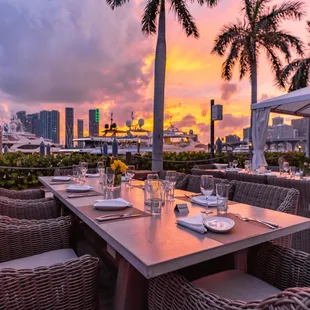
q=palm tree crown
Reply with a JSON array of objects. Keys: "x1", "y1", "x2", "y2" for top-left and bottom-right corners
[
  {"x1": 278, "y1": 21, "x2": 310, "y2": 91},
  {"x1": 212, "y1": 0, "x2": 305, "y2": 105},
  {"x1": 106, "y1": 0, "x2": 219, "y2": 38}
]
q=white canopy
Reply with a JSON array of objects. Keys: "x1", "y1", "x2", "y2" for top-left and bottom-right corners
[{"x1": 251, "y1": 87, "x2": 310, "y2": 169}]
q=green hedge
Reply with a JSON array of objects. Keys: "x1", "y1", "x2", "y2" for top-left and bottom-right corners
[{"x1": 0, "y1": 151, "x2": 308, "y2": 189}]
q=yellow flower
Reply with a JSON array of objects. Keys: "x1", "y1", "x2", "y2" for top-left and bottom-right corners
[{"x1": 111, "y1": 163, "x2": 116, "y2": 171}]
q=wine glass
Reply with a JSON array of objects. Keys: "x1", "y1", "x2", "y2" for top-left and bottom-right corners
[
  {"x1": 79, "y1": 162, "x2": 88, "y2": 183},
  {"x1": 106, "y1": 167, "x2": 115, "y2": 191},
  {"x1": 72, "y1": 164, "x2": 79, "y2": 181},
  {"x1": 244, "y1": 160, "x2": 251, "y2": 173},
  {"x1": 126, "y1": 165, "x2": 135, "y2": 186},
  {"x1": 97, "y1": 161, "x2": 104, "y2": 172},
  {"x1": 283, "y1": 162, "x2": 290, "y2": 176},
  {"x1": 147, "y1": 173, "x2": 159, "y2": 180},
  {"x1": 165, "y1": 171, "x2": 177, "y2": 202},
  {"x1": 232, "y1": 160, "x2": 238, "y2": 169},
  {"x1": 200, "y1": 175, "x2": 214, "y2": 199}
]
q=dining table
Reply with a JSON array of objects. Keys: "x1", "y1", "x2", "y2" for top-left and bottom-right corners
[{"x1": 39, "y1": 176, "x2": 310, "y2": 310}]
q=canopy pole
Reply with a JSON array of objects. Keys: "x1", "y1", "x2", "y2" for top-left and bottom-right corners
[{"x1": 307, "y1": 118, "x2": 310, "y2": 158}]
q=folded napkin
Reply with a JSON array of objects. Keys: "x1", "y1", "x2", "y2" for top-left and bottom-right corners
[
  {"x1": 86, "y1": 173, "x2": 100, "y2": 178},
  {"x1": 94, "y1": 198, "x2": 132, "y2": 211},
  {"x1": 177, "y1": 214, "x2": 207, "y2": 234},
  {"x1": 191, "y1": 195, "x2": 217, "y2": 207}
]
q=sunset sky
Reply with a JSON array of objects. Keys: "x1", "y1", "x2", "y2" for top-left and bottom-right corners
[{"x1": 0, "y1": 0, "x2": 310, "y2": 144}]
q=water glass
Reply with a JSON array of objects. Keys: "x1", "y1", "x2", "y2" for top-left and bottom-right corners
[
  {"x1": 200, "y1": 175, "x2": 214, "y2": 198},
  {"x1": 244, "y1": 160, "x2": 251, "y2": 173},
  {"x1": 283, "y1": 162, "x2": 290, "y2": 176},
  {"x1": 72, "y1": 164, "x2": 79, "y2": 181},
  {"x1": 147, "y1": 173, "x2": 159, "y2": 180},
  {"x1": 216, "y1": 183, "x2": 229, "y2": 215},
  {"x1": 125, "y1": 165, "x2": 135, "y2": 185},
  {"x1": 144, "y1": 179, "x2": 162, "y2": 215},
  {"x1": 232, "y1": 160, "x2": 238, "y2": 169},
  {"x1": 106, "y1": 167, "x2": 115, "y2": 191},
  {"x1": 99, "y1": 168, "x2": 106, "y2": 184},
  {"x1": 165, "y1": 171, "x2": 177, "y2": 202},
  {"x1": 79, "y1": 162, "x2": 88, "y2": 182},
  {"x1": 289, "y1": 166, "x2": 296, "y2": 179},
  {"x1": 97, "y1": 161, "x2": 104, "y2": 173},
  {"x1": 163, "y1": 180, "x2": 174, "y2": 202}
]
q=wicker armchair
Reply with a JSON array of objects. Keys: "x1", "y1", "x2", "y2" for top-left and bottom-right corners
[
  {"x1": 0, "y1": 187, "x2": 44, "y2": 200},
  {"x1": 193, "y1": 165, "x2": 216, "y2": 170},
  {"x1": 158, "y1": 171, "x2": 189, "y2": 190},
  {"x1": 191, "y1": 168, "x2": 225, "y2": 179},
  {"x1": 149, "y1": 242, "x2": 310, "y2": 310},
  {"x1": 186, "y1": 175, "x2": 229, "y2": 193},
  {"x1": 225, "y1": 171, "x2": 267, "y2": 184},
  {"x1": 0, "y1": 216, "x2": 99, "y2": 310},
  {"x1": 0, "y1": 196, "x2": 60, "y2": 220}
]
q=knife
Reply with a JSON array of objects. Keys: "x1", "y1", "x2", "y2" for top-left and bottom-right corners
[
  {"x1": 68, "y1": 193, "x2": 102, "y2": 198},
  {"x1": 96, "y1": 214, "x2": 142, "y2": 222}
]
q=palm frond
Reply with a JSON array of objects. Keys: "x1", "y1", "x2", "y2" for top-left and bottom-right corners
[
  {"x1": 221, "y1": 40, "x2": 243, "y2": 81},
  {"x1": 142, "y1": 0, "x2": 160, "y2": 35},
  {"x1": 264, "y1": 46, "x2": 282, "y2": 79},
  {"x1": 258, "y1": 1, "x2": 305, "y2": 31},
  {"x1": 307, "y1": 20, "x2": 310, "y2": 33},
  {"x1": 106, "y1": 0, "x2": 128, "y2": 10},
  {"x1": 170, "y1": 0, "x2": 199, "y2": 38},
  {"x1": 194, "y1": 0, "x2": 219, "y2": 7},
  {"x1": 211, "y1": 21, "x2": 246, "y2": 56},
  {"x1": 239, "y1": 47, "x2": 250, "y2": 79}
]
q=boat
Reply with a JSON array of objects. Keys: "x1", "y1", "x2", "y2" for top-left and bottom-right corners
[
  {"x1": 62, "y1": 113, "x2": 207, "y2": 154},
  {"x1": 0, "y1": 114, "x2": 60, "y2": 154}
]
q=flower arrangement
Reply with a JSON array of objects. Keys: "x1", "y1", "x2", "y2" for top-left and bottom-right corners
[{"x1": 110, "y1": 159, "x2": 128, "y2": 174}]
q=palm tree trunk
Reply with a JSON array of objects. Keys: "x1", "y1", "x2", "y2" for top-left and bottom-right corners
[
  {"x1": 250, "y1": 60, "x2": 258, "y2": 145},
  {"x1": 152, "y1": 0, "x2": 166, "y2": 171}
]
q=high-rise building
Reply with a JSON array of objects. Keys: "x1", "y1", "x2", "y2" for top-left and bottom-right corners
[
  {"x1": 272, "y1": 116, "x2": 284, "y2": 126},
  {"x1": 291, "y1": 118, "x2": 308, "y2": 137},
  {"x1": 267, "y1": 124, "x2": 295, "y2": 140},
  {"x1": 39, "y1": 110, "x2": 52, "y2": 140},
  {"x1": 16, "y1": 111, "x2": 26, "y2": 130},
  {"x1": 51, "y1": 110, "x2": 60, "y2": 144},
  {"x1": 225, "y1": 134, "x2": 241, "y2": 144},
  {"x1": 25, "y1": 113, "x2": 39, "y2": 135},
  {"x1": 77, "y1": 119, "x2": 84, "y2": 148},
  {"x1": 65, "y1": 107, "x2": 74, "y2": 147},
  {"x1": 89, "y1": 109, "x2": 99, "y2": 136},
  {"x1": 243, "y1": 127, "x2": 251, "y2": 141}
]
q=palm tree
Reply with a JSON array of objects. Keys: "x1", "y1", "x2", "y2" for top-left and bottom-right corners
[
  {"x1": 106, "y1": 0, "x2": 219, "y2": 170},
  {"x1": 278, "y1": 21, "x2": 310, "y2": 91},
  {"x1": 212, "y1": 0, "x2": 304, "y2": 140}
]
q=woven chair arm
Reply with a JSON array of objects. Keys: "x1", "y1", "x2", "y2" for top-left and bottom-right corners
[
  {"x1": 248, "y1": 242, "x2": 310, "y2": 290},
  {"x1": 0, "y1": 254, "x2": 99, "y2": 310},
  {"x1": 0, "y1": 216, "x2": 71, "y2": 262},
  {"x1": 0, "y1": 198, "x2": 61, "y2": 220},
  {"x1": 149, "y1": 272, "x2": 310, "y2": 310},
  {"x1": 0, "y1": 188, "x2": 44, "y2": 200},
  {"x1": 277, "y1": 188, "x2": 300, "y2": 214}
]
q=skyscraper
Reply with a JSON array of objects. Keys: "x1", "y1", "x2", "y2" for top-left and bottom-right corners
[
  {"x1": 291, "y1": 118, "x2": 308, "y2": 137},
  {"x1": 89, "y1": 109, "x2": 99, "y2": 136},
  {"x1": 51, "y1": 110, "x2": 60, "y2": 144},
  {"x1": 39, "y1": 110, "x2": 52, "y2": 139},
  {"x1": 16, "y1": 111, "x2": 26, "y2": 130},
  {"x1": 65, "y1": 107, "x2": 74, "y2": 147},
  {"x1": 25, "y1": 113, "x2": 39, "y2": 135},
  {"x1": 77, "y1": 119, "x2": 84, "y2": 148}
]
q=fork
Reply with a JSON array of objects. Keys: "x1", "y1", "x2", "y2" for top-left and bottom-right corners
[
  {"x1": 95, "y1": 210, "x2": 133, "y2": 221},
  {"x1": 234, "y1": 213, "x2": 278, "y2": 229}
]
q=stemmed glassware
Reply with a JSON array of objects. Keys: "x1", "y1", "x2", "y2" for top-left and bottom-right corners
[
  {"x1": 200, "y1": 175, "x2": 214, "y2": 199},
  {"x1": 125, "y1": 165, "x2": 135, "y2": 186},
  {"x1": 283, "y1": 162, "x2": 290, "y2": 177},
  {"x1": 97, "y1": 161, "x2": 104, "y2": 172},
  {"x1": 232, "y1": 160, "x2": 238, "y2": 169},
  {"x1": 165, "y1": 171, "x2": 177, "y2": 202},
  {"x1": 244, "y1": 160, "x2": 251, "y2": 173},
  {"x1": 145, "y1": 177, "x2": 161, "y2": 214},
  {"x1": 79, "y1": 162, "x2": 88, "y2": 183}
]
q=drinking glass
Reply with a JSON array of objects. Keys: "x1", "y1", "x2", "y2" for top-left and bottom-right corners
[
  {"x1": 283, "y1": 162, "x2": 290, "y2": 176},
  {"x1": 200, "y1": 175, "x2": 214, "y2": 199},
  {"x1": 79, "y1": 162, "x2": 88, "y2": 183},
  {"x1": 144, "y1": 179, "x2": 161, "y2": 215},
  {"x1": 106, "y1": 167, "x2": 115, "y2": 191},
  {"x1": 232, "y1": 160, "x2": 238, "y2": 169},
  {"x1": 125, "y1": 165, "x2": 135, "y2": 186},
  {"x1": 258, "y1": 164, "x2": 266, "y2": 174},
  {"x1": 72, "y1": 164, "x2": 79, "y2": 181},
  {"x1": 289, "y1": 166, "x2": 296, "y2": 179},
  {"x1": 165, "y1": 171, "x2": 177, "y2": 202},
  {"x1": 216, "y1": 183, "x2": 230, "y2": 215},
  {"x1": 99, "y1": 168, "x2": 106, "y2": 184},
  {"x1": 244, "y1": 160, "x2": 251, "y2": 173},
  {"x1": 97, "y1": 161, "x2": 104, "y2": 173}
]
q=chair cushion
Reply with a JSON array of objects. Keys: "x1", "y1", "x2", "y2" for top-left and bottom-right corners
[
  {"x1": 0, "y1": 248, "x2": 77, "y2": 270},
  {"x1": 192, "y1": 269, "x2": 281, "y2": 302}
]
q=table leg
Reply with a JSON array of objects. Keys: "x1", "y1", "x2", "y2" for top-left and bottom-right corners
[{"x1": 114, "y1": 258, "x2": 148, "y2": 310}]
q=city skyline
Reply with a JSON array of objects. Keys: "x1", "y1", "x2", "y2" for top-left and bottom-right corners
[{"x1": 1, "y1": 0, "x2": 310, "y2": 144}]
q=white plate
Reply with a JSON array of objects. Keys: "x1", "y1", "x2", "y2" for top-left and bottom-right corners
[
  {"x1": 94, "y1": 198, "x2": 132, "y2": 211},
  {"x1": 52, "y1": 176, "x2": 71, "y2": 182},
  {"x1": 203, "y1": 216, "x2": 235, "y2": 233},
  {"x1": 66, "y1": 185, "x2": 93, "y2": 193},
  {"x1": 86, "y1": 173, "x2": 100, "y2": 178},
  {"x1": 214, "y1": 164, "x2": 228, "y2": 170}
]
